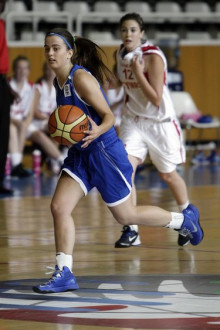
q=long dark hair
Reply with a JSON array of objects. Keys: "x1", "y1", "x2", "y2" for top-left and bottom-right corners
[{"x1": 45, "y1": 28, "x2": 112, "y2": 86}]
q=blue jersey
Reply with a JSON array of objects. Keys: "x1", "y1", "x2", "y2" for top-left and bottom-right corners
[
  {"x1": 54, "y1": 64, "x2": 117, "y2": 150},
  {"x1": 56, "y1": 64, "x2": 132, "y2": 205}
]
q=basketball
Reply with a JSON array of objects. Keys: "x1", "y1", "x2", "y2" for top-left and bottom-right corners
[{"x1": 48, "y1": 105, "x2": 89, "y2": 146}]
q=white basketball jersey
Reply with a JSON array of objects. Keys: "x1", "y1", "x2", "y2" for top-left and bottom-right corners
[
  {"x1": 34, "y1": 79, "x2": 56, "y2": 116},
  {"x1": 116, "y1": 41, "x2": 176, "y2": 121},
  {"x1": 9, "y1": 78, "x2": 33, "y2": 120}
]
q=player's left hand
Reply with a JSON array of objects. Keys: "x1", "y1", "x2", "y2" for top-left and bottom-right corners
[{"x1": 81, "y1": 116, "x2": 100, "y2": 148}]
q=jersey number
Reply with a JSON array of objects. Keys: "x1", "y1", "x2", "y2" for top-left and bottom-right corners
[{"x1": 123, "y1": 68, "x2": 134, "y2": 80}]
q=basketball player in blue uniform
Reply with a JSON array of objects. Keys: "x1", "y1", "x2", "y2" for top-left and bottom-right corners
[{"x1": 33, "y1": 28, "x2": 203, "y2": 294}]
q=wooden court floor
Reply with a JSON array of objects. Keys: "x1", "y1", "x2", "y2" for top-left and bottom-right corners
[{"x1": 0, "y1": 163, "x2": 220, "y2": 329}]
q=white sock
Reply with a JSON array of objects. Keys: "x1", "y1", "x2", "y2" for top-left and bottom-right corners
[
  {"x1": 129, "y1": 225, "x2": 138, "y2": 232},
  {"x1": 10, "y1": 152, "x2": 22, "y2": 167},
  {"x1": 56, "y1": 252, "x2": 73, "y2": 271},
  {"x1": 178, "y1": 201, "x2": 189, "y2": 212},
  {"x1": 166, "y1": 212, "x2": 184, "y2": 229}
]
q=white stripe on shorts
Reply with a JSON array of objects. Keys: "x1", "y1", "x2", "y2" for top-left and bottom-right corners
[
  {"x1": 106, "y1": 191, "x2": 131, "y2": 207},
  {"x1": 60, "y1": 168, "x2": 88, "y2": 196}
]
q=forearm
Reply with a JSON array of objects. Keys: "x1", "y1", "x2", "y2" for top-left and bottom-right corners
[
  {"x1": 25, "y1": 110, "x2": 34, "y2": 126},
  {"x1": 99, "y1": 112, "x2": 115, "y2": 135},
  {"x1": 135, "y1": 71, "x2": 161, "y2": 107}
]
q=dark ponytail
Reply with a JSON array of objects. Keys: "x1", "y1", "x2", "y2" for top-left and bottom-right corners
[
  {"x1": 74, "y1": 37, "x2": 112, "y2": 86},
  {"x1": 45, "y1": 28, "x2": 112, "y2": 86}
]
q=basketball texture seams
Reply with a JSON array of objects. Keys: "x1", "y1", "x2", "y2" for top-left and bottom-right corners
[{"x1": 48, "y1": 105, "x2": 89, "y2": 146}]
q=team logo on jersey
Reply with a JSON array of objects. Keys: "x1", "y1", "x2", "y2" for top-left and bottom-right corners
[{"x1": 64, "y1": 84, "x2": 71, "y2": 97}]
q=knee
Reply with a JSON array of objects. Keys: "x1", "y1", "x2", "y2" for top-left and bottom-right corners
[
  {"x1": 50, "y1": 199, "x2": 65, "y2": 219},
  {"x1": 113, "y1": 211, "x2": 135, "y2": 226},
  {"x1": 116, "y1": 217, "x2": 129, "y2": 226},
  {"x1": 159, "y1": 171, "x2": 175, "y2": 184},
  {"x1": 31, "y1": 130, "x2": 41, "y2": 140}
]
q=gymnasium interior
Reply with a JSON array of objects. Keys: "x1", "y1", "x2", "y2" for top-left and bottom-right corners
[{"x1": 0, "y1": 1, "x2": 220, "y2": 329}]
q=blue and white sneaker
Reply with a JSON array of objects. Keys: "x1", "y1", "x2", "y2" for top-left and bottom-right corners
[
  {"x1": 115, "y1": 225, "x2": 141, "y2": 248},
  {"x1": 178, "y1": 233, "x2": 190, "y2": 247},
  {"x1": 32, "y1": 265, "x2": 79, "y2": 294},
  {"x1": 180, "y1": 204, "x2": 204, "y2": 246}
]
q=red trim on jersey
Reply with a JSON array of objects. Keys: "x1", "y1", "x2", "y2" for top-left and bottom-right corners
[{"x1": 141, "y1": 45, "x2": 159, "y2": 54}]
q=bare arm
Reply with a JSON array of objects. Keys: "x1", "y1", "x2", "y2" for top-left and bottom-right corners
[
  {"x1": 23, "y1": 93, "x2": 36, "y2": 126},
  {"x1": 31, "y1": 88, "x2": 49, "y2": 120},
  {"x1": 131, "y1": 54, "x2": 164, "y2": 107},
  {"x1": 73, "y1": 69, "x2": 115, "y2": 148}
]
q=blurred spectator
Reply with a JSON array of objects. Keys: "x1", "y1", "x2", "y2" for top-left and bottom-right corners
[
  {"x1": 27, "y1": 62, "x2": 66, "y2": 174},
  {"x1": 9, "y1": 55, "x2": 34, "y2": 177}
]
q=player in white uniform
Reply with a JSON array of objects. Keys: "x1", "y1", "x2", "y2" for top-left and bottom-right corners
[
  {"x1": 28, "y1": 63, "x2": 57, "y2": 133},
  {"x1": 9, "y1": 55, "x2": 33, "y2": 177},
  {"x1": 27, "y1": 63, "x2": 65, "y2": 174},
  {"x1": 114, "y1": 13, "x2": 191, "y2": 247}
]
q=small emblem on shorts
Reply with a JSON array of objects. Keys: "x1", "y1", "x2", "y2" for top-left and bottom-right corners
[{"x1": 64, "y1": 84, "x2": 71, "y2": 97}]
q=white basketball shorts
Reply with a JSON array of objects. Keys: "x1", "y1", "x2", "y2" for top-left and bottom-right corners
[{"x1": 119, "y1": 114, "x2": 186, "y2": 173}]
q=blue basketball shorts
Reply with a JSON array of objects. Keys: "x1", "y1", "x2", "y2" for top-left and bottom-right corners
[{"x1": 61, "y1": 137, "x2": 133, "y2": 206}]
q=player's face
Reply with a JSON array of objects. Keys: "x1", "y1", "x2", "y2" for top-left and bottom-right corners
[
  {"x1": 120, "y1": 19, "x2": 144, "y2": 52},
  {"x1": 14, "y1": 60, "x2": 30, "y2": 82},
  {"x1": 44, "y1": 35, "x2": 73, "y2": 71}
]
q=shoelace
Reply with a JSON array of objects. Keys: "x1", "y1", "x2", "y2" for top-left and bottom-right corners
[
  {"x1": 179, "y1": 227, "x2": 193, "y2": 239},
  {"x1": 44, "y1": 266, "x2": 62, "y2": 285},
  {"x1": 45, "y1": 266, "x2": 56, "y2": 275},
  {"x1": 121, "y1": 226, "x2": 135, "y2": 239}
]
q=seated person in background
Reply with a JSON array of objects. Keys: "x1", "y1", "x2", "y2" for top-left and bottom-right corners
[
  {"x1": 9, "y1": 55, "x2": 33, "y2": 177},
  {"x1": 27, "y1": 62, "x2": 65, "y2": 174}
]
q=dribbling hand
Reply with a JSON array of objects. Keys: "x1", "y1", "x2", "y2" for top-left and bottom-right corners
[{"x1": 81, "y1": 116, "x2": 100, "y2": 148}]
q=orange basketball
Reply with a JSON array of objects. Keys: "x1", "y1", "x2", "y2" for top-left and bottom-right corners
[{"x1": 48, "y1": 105, "x2": 89, "y2": 146}]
